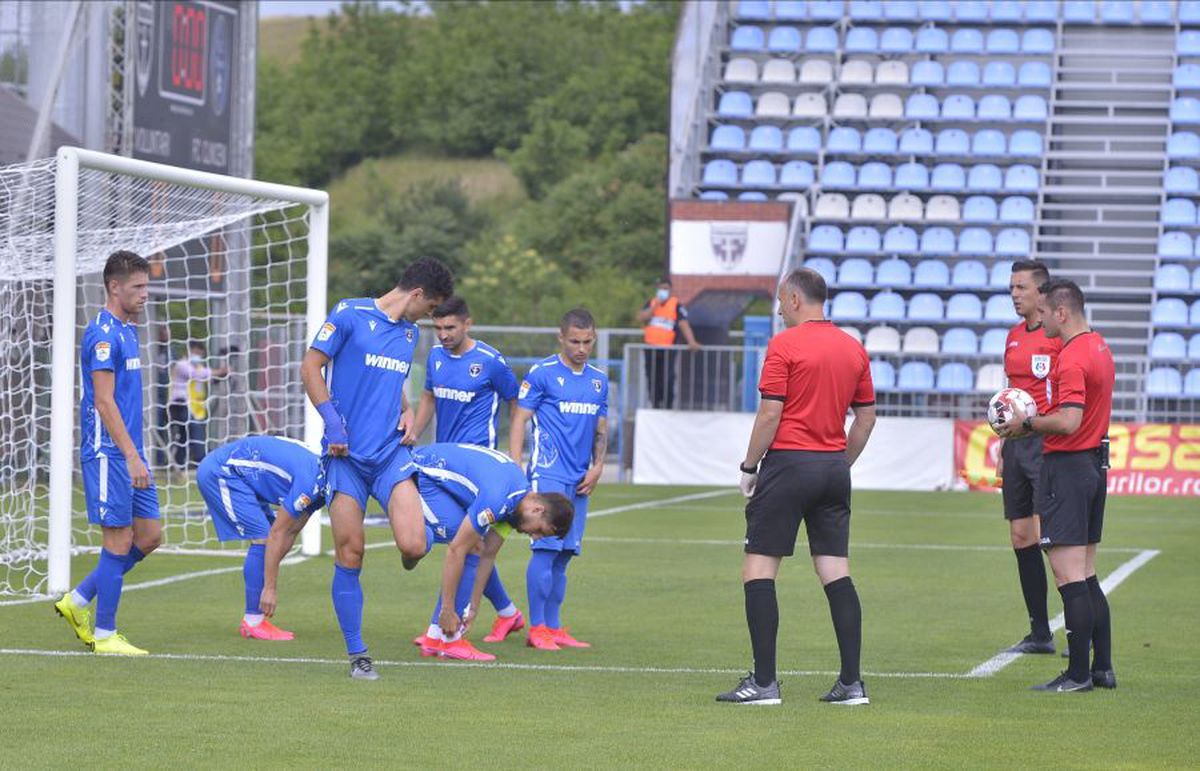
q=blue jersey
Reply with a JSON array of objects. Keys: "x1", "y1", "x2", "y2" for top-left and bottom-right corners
[
  {"x1": 79, "y1": 308, "x2": 144, "y2": 462},
  {"x1": 518, "y1": 355, "x2": 609, "y2": 484},
  {"x1": 412, "y1": 443, "x2": 530, "y2": 536},
  {"x1": 424, "y1": 341, "x2": 519, "y2": 448},
  {"x1": 205, "y1": 435, "x2": 326, "y2": 518},
  {"x1": 310, "y1": 298, "x2": 419, "y2": 465}
]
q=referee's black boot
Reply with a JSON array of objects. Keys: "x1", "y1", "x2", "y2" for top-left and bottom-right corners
[
  {"x1": 1091, "y1": 669, "x2": 1117, "y2": 689},
  {"x1": 716, "y1": 673, "x2": 781, "y2": 706},
  {"x1": 819, "y1": 679, "x2": 870, "y2": 706},
  {"x1": 1007, "y1": 634, "x2": 1056, "y2": 655},
  {"x1": 1030, "y1": 671, "x2": 1093, "y2": 692}
]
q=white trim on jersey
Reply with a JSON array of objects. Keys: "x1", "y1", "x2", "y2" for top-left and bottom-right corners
[
  {"x1": 419, "y1": 495, "x2": 437, "y2": 525},
  {"x1": 98, "y1": 454, "x2": 109, "y2": 502},
  {"x1": 529, "y1": 414, "x2": 541, "y2": 477},
  {"x1": 488, "y1": 392, "x2": 499, "y2": 449},
  {"x1": 456, "y1": 444, "x2": 511, "y2": 464},
  {"x1": 226, "y1": 458, "x2": 293, "y2": 482},
  {"x1": 218, "y1": 478, "x2": 245, "y2": 536},
  {"x1": 414, "y1": 464, "x2": 479, "y2": 494},
  {"x1": 92, "y1": 407, "x2": 102, "y2": 452}
]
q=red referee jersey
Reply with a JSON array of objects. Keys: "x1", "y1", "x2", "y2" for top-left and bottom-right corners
[
  {"x1": 758, "y1": 321, "x2": 874, "y2": 452},
  {"x1": 1004, "y1": 321, "x2": 1062, "y2": 414},
  {"x1": 1043, "y1": 330, "x2": 1115, "y2": 453}
]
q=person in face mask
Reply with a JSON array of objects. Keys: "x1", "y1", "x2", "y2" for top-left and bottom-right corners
[
  {"x1": 168, "y1": 341, "x2": 229, "y2": 478},
  {"x1": 636, "y1": 279, "x2": 700, "y2": 409}
]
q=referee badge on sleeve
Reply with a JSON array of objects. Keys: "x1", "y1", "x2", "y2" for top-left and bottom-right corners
[{"x1": 1031, "y1": 355, "x2": 1050, "y2": 380}]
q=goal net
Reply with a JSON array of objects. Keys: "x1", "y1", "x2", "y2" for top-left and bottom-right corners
[{"x1": 0, "y1": 147, "x2": 327, "y2": 599}]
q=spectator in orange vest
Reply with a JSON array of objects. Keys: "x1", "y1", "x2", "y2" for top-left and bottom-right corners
[{"x1": 636, "y1": 279, "x2": 701, "y2": 409}]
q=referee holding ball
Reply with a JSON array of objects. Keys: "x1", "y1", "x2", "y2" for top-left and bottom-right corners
[{"x1": 717, "y1": 268, "x2": 876, "y2": 707}]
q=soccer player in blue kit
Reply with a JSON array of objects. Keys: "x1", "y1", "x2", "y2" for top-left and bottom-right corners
[
  {"x1": 196, "y1": 435, "x2": 328, "y2": 641},
  {"x1": 509, "y1": 308, "x2": 609, "y2": 651},
  {"x1": 411, "y1": 443, "x2": 573, "y2": 660},
  {"x1": 54, "y1": 251, "x2": 163, "y2": 656},
  {"x1": 407, "y1": 297, "x2": 525, "y2": 646},
  {"x1": 300, "y1": 257, "x2": 454, "y2": 680}
]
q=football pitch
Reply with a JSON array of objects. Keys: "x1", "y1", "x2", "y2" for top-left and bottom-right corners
[{"x1": 2, "y1": 485, "x2": 1197, "y2": 768}]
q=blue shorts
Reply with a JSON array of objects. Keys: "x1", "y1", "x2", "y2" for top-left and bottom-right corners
[
  {"x1": 197, "y1": 459, "x2": 274, "y2": 542},
  {"x1": 529, "y1": 477, "x2": 588, "y2": 556},
  {"x1": 327, "y1": 442, "x2": 416, "y2": 513},
  {"x1": 82, "y1": 454, "x2": 161, "y2": 528},
  {"x1": 417, "y1": 476, "x2": 467, "y2": 545}
]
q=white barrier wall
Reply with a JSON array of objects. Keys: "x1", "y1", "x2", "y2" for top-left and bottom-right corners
[{"x1": 632, "y1": 409, "x2": 956, "y2": 490}]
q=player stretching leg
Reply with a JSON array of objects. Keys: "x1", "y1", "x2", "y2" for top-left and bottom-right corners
[
  {"x1": 196, "y1": 436, "x2": 328, "y2": 640},
  {"x1": 300, "y1": 257, "x2": 453, "y2": 679},
  {"x1": 510, "y1": 308, "x2": 608, "y2": 651},
  {"x1": 54, "y1": 251, "x2": 163, "y2": 655}
]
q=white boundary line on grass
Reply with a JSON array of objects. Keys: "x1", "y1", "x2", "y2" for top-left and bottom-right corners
[
  {"x1": 585, "y1": 536, "x2": 1150, "y2": 554},
  {"x1": 965, "y1": 548, "x2": 1161, "y2": 678}
]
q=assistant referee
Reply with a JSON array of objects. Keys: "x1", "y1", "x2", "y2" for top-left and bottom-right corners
[
  {"x1": 716, "y1": 268, "x2": 876, "y2": 707},
  {"x1": 998, "y1": 279, "x2": 1116, "y2": 693}
]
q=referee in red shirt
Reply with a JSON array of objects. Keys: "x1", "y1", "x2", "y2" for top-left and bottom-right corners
[
  {"x1": 717, "y1": 268, "x2": 876, "y2": 707},
  {"x1": 999, "y1": 279, "x2": 1116, "y2": 693}
]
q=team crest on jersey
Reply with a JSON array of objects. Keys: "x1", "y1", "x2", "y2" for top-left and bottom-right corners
[
  {"x1": 519, "y1": 381, "x2": 531, "y2": 399},
  {"x1": 469, "y1": 363, "x2": 483, "y2": 378},
  {"x1": 1031, "y1": 355, "x2": 1051, "y2": 379},
  {"x1": 405, "y1": 328, "x2": 414, "y2": 343},
  {"x1": 477, "y1": 509, "x2": 497, "y2": 528},
  {"x1": 317, "y1": 322, "x2": 336, "y2": 342},
  {"x1": 95, "y1": 341, "x2": 111, "y2": 362},
  {"x1": 592, "y1": 379, "x2": 602, "y2": 393}
]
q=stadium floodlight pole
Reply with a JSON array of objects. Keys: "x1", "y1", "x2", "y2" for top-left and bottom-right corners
[{"x1": 301, "y1": 200, "x2": 329, "y2": 556}]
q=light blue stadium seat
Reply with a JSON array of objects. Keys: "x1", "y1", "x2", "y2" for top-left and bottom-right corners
[
  {"x1": 1151, "y1": 332, "x2": 1187, "y2": 360},
  {"x1": 1190, "y1": 333, "x2": 1200, "y2": 359},
  {"x1": 810, "y1": 0, "x2": 846, "y2": 20},
  {"x1": 1005, "y1": 164, "x2": 1040, "y2": 191},
  {"x1": 906, "y1": 93, "x2": 940, "y2": 120},
  {"x1": 1176, "y1": 65, "x2": 1200, "y2": 90},
  {"x1": 788, "y1": 127, "x2": 822, "y2": 154},
  {"x1": 942, "y1": 327, "x2": 979, "y2": 354},
  {"x1": 1101, "y1": 0, "x2": 1135, "y2": 23},
  {"x1": 871, "y1": 359, "x2": 897, "y2": 390},
  {"x1": 1015, "y1": 63, "x2": 1051, "y2": 91},
  {"x1": 805, "y1": 257, "x2": 838, "y2": 285},
  {"x1": 987, "y1": 29, "x2": 1021, "y2": 54},
  {"x1": 919, "y1": 0, "x2": 953, "y2": 21},
  {"x1": 914, "y1": 258, "x2": 951, "y2": 285},
  {"x1": 1152, "y1": 298, "x2": 1188, "y2": 326},
  {"x1": 780, "y1": 160, "x2": 816, "y2": 186},
  {"x1": 898, "y1": 361, "x2": 936, "y2": 390},
  {"x1": 951, "y1": 28, "x2": 985, "y2": 54},
  {"x1": 909, "y1": 293, "x2": 945, "y2": 320},
  {"x1": 1171, "y1": 98, "x2": 1200, "y2": 124},
  {"x1": 743, "y1": 160, "x2": 777, "y2": 186},
  {"x1": 1159, "y1": 231, "x2": 1194, "y2": 258},
  {"x1": 699, "y1": 191, "x2": 729, "y2": 200},
  {"x1": 849, "y1": 0, "x2": 884, "y2": 18},
  {"x1": 805, "y1": 25, "x2": 840, "y2": 51},
  {"x1": 809, "y1": 225, "x2": 845, "y2": 253},
  {"x1": 1140, "y1": 0, "x2": 1174, "y2": 24},
  {"x1": 958, "y1": 227, "x2": 993, "y2": 255},
  {"x1": 886, "y1": 0, "x2": 919, "y2": 19},
  {"x1": 936, "y1": 129, "x2": 970, "y2": 156},
  {"x1": 937, "y1": 362, "x2": 975, "y2": 392},
  {"x1": 972, "y1": 129, "x2": 1007, "y2": 156},
  {"x1": 985, "y1": 294, "x2": 1018, "y2": 322},
  {"x1": 911, "y1": 60, "x2": 945, "y2": 86},
  {"x1": 1186, "y1": 370, "x2": 1200, "y2": 397},
  {"x1": 718, "y1": 91, "x2": 753, "y2": 117},
  {"x1": 1165, "y1": 166, "x2": 1200, "y2": 193},
  {"x1": 982, "y1": 61, "x2": 1017, "y2": 88},
  {"x1": 730, "y1": 26, "x2": 765, "y2": 51},
  {"x1": 990, "y1": 260, "x2": 1015, "y2": 288},
  {"x1": 831, "y1": 291, "x2": 869, "y2": 320},
  {"x1": 876, "y1": 257, "x2": 913, "y2": 285},
  {"x1": 1063, "y1": 0, "x2": 1096, "y2": 23},
  {"x1": 1182, "y1": 1, "x2": 1200, "y2": 24},
  {"x1": 1021, "y1": 29, "x2": 1055, "y2": 56},
  {"x1": 919, "y1": 229, "x2": 956, "y2": 256},
  {"x1": 1026, "y1": 0, "x2": 1059, "y2": 22},
  {"x1": 749, "y1": 125, "x2": 784, "y2": 153},
  {"x1": 932, "y1": 163, "x2": 966, "y2": 191},
  {"x1": 864, "y1": 128, "x2": 898, "y2": 154},
  {"x1": 992, "y1": 0, "x2": 1025, "y2": 22},
  {"x1": 981, "y1": 327, "x2": 1009, "y2": 354},
  {"x1": 916, "y1": 26, "x2": 950, "y2": 53},
  {"x1": 883, "y1": 225, "x2": 919, "y2": 254},
  {"x1": 839, "y1": 257, "x2": 876, "y2": 285},
  {"x1": 996, "y1": 228, "x2": 1031, "y2": 256},
  {"x1": 734, "y1": 0, "x2": 771, "y2": 19},
  {"x1": 895, "y1": 161, "x2": 931, "y2": 189},
  {"x1": 711, "y1": 125, "x2": 746, "y2": 151},
  {"x1": 968, "y1": 164, "x2": 1004, "y2": 191},
  {"x1": 1146, "y1": 367, "x2": 1183, "y2": 396},
  {"x1": 1195, "y1": 266, "x2": 1200, "y2": 290},
  {"x1": 899, "y1": 128, "x2": 934, "y2": 155},
  {"x1": 775, "y1": 0, "x2": 809, "y2": 20},
  {"x1": 962, "y1": 195, "x2": 998, "y2": 222},
  {"x1": 869, "y1": 291, "x2": 907, "y2": 320},
  {"x1": 1014, "y1": 95, "x2": 1048, "y2": 122},
  {"x1": 947, "y1": 61, "x2": 981, "y2": 87},
  {"x1": 942, "y1": 94, "x2": 976, "y2": 120},
  {"x1": 978, "y1": 95, "x2": 1012, "y2": 121},
  {"x1": 822, "y1": 161, "x2": 856, "y2": 188},
  {"x1": 738, "y1": 191, "x2": 769, "y2": 201},
  {"x1": 768, "y1": 26, "x2": 804, "y2": 53},
  {"x1": 1162, "y1": 198, "x2": 1197, "y2": 226},
  {"x1": 952, "y1": 259, "x2": 989, "y2": 288},
  {"x1": 1008, "y1": 130, "x2": 1043, "y2": 156},
  {"x1": 847, "y1": 226, "x2": 883, "y2": 253},
  {"x1": 1156, "y1": 264, "x2": 1191, "y2": 291},
  {"x1": 1168, "y1": 132, "x2": 1200, "y2": 159},
  {"x1": 881, "y1": 27, "x2": 914, "y2": 53},
  {"x1": 845, "y1": 27, "x2": 879, "y2": 53},
  {"x1": 702, "y1": 159, "x2": 738, "y2": 185},
  {"x1": 827, "y1": 127, "x2": 862, "y2": 154},
  {"x1": 1000, "y1": 196, "x2": 1035, "y2": 222},
  {"x1": 1193, "y1": 299, "x2": 1200, "y2": 326}
]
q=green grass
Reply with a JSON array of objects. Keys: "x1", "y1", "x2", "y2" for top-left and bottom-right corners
[{"x1": 2, "y1": 487, "x2": 1197, "y2": 768}]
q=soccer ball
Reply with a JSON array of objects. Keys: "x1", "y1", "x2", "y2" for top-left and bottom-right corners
[{"x1": 987, "y1": 388, "x2": 1037, "y2": 434}]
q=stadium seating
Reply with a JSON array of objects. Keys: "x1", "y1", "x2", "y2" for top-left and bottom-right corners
[
  {"x1": 942, "y1": 327, "x2": 978, "y2": 354},
  {"x1": 903, "y1": 326, "x2": 939, "y2": 354},
  {"x1": 871, "y1": 359, "x2": 897, "y2": 390},
  {"x1": 980, "y1": 328, "x2": 1009, "y2": 356},
  {"x1": 897, "y1": 361, "x2": 936, "y2": 390},
  {"x1": 1147, "y1": 367, "x2": 1183, "y2": 396},
  {"x1": 870, "y1": 292, "x2": 906, "y2": 321},
  {"x1": 1150, "y1": 332, "x2": 1187, "y2": 360},
  {"x1": 865, "y1": 325, "x2": 902, "y2": 353},
  {"x1": 976, "y1": 363, "x2": 1006, "y2": 392},
  {"x1": 937, "y1": 363, "x2": 975, "y2": 392}
]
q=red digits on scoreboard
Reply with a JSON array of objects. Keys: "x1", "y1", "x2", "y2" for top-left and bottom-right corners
[{"x1": 170, "y1": 3, "x2": 206, "y2": 97}]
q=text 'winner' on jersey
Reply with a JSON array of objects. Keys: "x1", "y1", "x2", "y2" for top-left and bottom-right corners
[
  {"x1": 518, "y1": 355, "x2": 609, "y2": 485},
  {"x1": 425, "y1": 341, "x2": 519, "y2": 448}
]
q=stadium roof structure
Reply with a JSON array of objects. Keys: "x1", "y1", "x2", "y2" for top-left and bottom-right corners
[{"x1": 0, "y1": 88, "x2": 79, "y2": 165}]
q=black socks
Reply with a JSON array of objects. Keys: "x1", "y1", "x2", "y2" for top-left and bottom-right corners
[
  {"x1": 824, "y1": 576, "x2": 862, "y2": 685},
  {"x1": 1059, "y1": 580, "x2": 1094, "y2": 682},
  {"x1": 1086, "y1": 575, "x2": 1112, "y2": 672},
  {"x1": 744, "y1": 579, "x2": 778, "y2": 688},
  {"x1": 1014, "y1": 545, "x2": 1051, "y2": 640}
]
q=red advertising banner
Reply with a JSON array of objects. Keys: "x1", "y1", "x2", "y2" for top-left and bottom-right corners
[{"x1": 955, "y1": 420, "x2": 1200, "y2": 497}]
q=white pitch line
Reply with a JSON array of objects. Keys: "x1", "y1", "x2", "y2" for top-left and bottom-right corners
[
  {"x1": 585, "y1": 536, "x2": 1148, "y2": 554},
  {"x1": 966, "y1": 548, "x2": 1161, "y2": 678},
  {"x1": 0, "y1": 647, "x2": 966, "y2": 679}
]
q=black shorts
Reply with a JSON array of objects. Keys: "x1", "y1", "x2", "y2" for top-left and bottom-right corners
[
  {"x1": 745, "y1": 450, "x2": 851, "y2": 558},
  {"x1": 1001, "y1": 434, "x2": 1043, "y2": 520},
  {"x1": 1036, "y1": 449, "x2": 1107, "y2": 548}
]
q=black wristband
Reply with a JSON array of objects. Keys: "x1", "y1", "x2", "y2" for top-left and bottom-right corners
[
  {"x1": 740, "y1": 462, "x2": 758, "y2": 474},
  {"x1": 1022, "y1": 416, "x2": 1034, "y2": 433}
]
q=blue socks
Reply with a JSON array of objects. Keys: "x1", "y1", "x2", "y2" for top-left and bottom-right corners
[
  {"x1": 94, "y1": 548, "x2": 128, "y2": 633},
  {"x1": 73, "y1": 545, "x2": 146, "y2": 606},
  {"x1": 429, "y1": 553, "x2": 481, "y2": 622},
  {"x1": 546, "y1": 552, "x2": 573, "y2": 629},
  {"x1": 331, "y1": 563, "x2": 365, "y2": 655},
  {"x1": 243, "y1": 543, "x2": 266, "y2": 615},
  {"x1": 526, "y1": 550, "x2": 557, "y2": 627},
  {"x1": 483, "y1": 566, "x2": 511, "y2": 612}
]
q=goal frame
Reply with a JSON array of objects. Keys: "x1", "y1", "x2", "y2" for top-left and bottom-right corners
[{"x1": 47, "y1": 146, "x2": 329, "y2": 594}]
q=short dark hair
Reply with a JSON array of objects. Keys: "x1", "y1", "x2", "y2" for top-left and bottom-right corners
[
  {"x1": 1039, "y1": 278, "x2": 1086, "y2": 316},
  {"x1": 188, "y1": 340, "x2": 207, "y2": 354},
  {"x1": 782, "y1": 266, "x2": 827, "y2": 303},
  {"x1": 397, "y1": 257, "x2": 454, "y2": 301},
  {"x1": 1011, "y1": 260, "x2": 1050, "y2": 286},
  {"x1": 560, "y1": 307, "x2": 595, "y2": 332},
  {"x1": 539, "y1": 492, "x2": 575, "y2": 538},
  {"x1": 657, "y1": 277, "x2": 671, "y2": 287},
  {"x1": 103, "y1": 250, "x2": 149, "y2": 291},
  {"x1": 432, "y1": 296, "x2": 470, "y2": 320}
]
